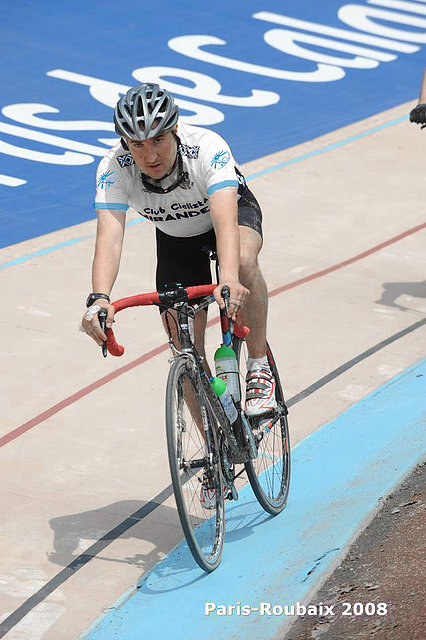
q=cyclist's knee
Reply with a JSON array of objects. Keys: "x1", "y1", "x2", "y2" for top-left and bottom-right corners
[{"x1": 239, "y1": 251, "x2": 259, "y2": 285}]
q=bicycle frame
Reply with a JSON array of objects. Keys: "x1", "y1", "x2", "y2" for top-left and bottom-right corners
[
  {"x1": 163, "y1": 293, "x2": 255, "y2": 467},
  {"x1": 97, "y1": 272, "x2": 290, "y2": 571}
]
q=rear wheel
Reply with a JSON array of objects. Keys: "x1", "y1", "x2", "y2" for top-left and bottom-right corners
[
  {"x1": 234, "y1": 341, "x2": 291, "y2": 515},
  {"x1": 165, "y1": 357, "x2": 225, "y2": 571}
]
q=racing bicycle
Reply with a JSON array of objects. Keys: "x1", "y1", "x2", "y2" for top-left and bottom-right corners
[{"x1": 99, "y1": 264, "x2": 290, "y2": 571}]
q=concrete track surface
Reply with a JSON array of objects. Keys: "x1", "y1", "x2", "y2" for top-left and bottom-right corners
[{"x1": 0, "y1": 101, "x2": 425, "y2": 639}]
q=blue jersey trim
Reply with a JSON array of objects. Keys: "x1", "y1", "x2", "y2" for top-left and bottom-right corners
[
  {"x1": 94, "y1": 202, "x2": 128, "y2": 211},
  {"x1": 207, "y1": 180, "x2": 238, "y2": 196}
]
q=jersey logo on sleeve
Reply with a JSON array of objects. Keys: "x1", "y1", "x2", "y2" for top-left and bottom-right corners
[
  {"x1": 178, "y1": 144, "x2": 200, "y2": 159},
  {"x1": 210, "y1": 150, "x2": 230, "y2": 169},
  {"x1": 97, "y1": 170, "x2": 117, "y2": 190},
  {"x1": 117, "y1": 153, "x2": 135, "y2": 167}
]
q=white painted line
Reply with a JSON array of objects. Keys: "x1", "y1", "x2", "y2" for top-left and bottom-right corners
[{"x1": 0, "y1": 174, "x2": 27, "y2": 187}]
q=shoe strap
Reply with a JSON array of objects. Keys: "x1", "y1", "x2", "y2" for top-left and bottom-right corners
[
  {"x1": 246, "y1": 368, "x2": 273, "y2": 383},
  {"x1": 246, "y1": 391, "x2": 270, "y2": 400}
]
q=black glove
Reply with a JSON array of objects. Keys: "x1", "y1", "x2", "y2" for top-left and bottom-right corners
[{"x1": 409, "y1": 103, "x2": 426, "y2": 125}]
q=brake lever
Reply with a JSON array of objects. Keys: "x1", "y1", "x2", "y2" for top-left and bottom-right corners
[
  {"x1": 221, "y1": 285, "x2": 230, "y2": 314},
  {"x1": 220, "y1": 285, "x2": 234, "y2": 337},
  {"x1": 98, "y1": 308, "x2": 108, "y2": 358}
]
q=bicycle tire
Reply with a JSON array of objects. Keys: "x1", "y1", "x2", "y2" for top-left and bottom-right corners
[
  {"x1": 165, "y1": 357, "x2": 225, "y2": 571},
  {"x1": 235, "y1": 341, "x2": 291, "y2": 515}
]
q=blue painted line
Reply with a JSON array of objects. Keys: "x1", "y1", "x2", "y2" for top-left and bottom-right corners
[
  {"x1": 0, "y1": 115, "x2": 409, "y2": 271},
  {"x1": 0, "y1": 237, "x2": 89, "y2": 268},
  {"x1": 245, "y1": 115, "x2": 408, "y2": 181},
  {"x1": 82, "y1": 359, "x2": 426, "y2": 640},
  {"x1": 0, "y1": 218, "x2": 146, "y2": 270}
]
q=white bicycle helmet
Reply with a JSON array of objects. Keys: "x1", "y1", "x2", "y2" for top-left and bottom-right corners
[{"x1": 114, "y1": 83, "x2": 179, "y2": 140}]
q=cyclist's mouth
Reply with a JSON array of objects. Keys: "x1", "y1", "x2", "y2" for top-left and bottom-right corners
[{"x1": 147, "y1": 162, "x2": 163, "y2": 173}]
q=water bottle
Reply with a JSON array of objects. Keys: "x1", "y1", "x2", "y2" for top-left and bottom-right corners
[
  {"x1": 214, "y1": 344, "x2": 240, "y2": 402},
  {"x1": 210, "y1": 377, "x2": 238, "y2": 424}
]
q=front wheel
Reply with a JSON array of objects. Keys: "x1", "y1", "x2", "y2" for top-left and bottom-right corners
[
  {"x1": 235, "y1": 341, "x2": 291, "y2": 515},
  {"x1": 165, "y1": 357, "x2": 225, "y2": 572}
]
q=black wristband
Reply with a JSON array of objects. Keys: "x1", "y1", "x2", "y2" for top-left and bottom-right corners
[{"x1": 86, "y1": 293, "x2": 111, "y2": 308}]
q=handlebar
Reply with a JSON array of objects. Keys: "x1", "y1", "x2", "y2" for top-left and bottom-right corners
[{"x1": 104, "y1": 284, "x2": 249, "y2": 357}]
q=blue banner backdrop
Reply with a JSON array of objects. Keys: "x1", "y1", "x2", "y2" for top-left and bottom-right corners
[{"x1": 0, "y1": 0, "x2": 425, "y2": 247}]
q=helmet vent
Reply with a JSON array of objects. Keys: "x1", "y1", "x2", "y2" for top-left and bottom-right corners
[{"x1": 114, "y1": 83, "x2": 179, "y2": 140}]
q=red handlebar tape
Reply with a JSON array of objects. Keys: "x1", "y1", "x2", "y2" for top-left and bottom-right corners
[
  {"x1": 106, "y1": 285, "x2": 217, "y2": 356},
  {"x1": 106, "y1": 285, "x2": 249, "y2": 356}
]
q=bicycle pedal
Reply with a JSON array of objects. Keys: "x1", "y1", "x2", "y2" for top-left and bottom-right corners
[
  {"x1": 276, "y1": 402, "x2": 289, "y2": 416},
  {"x1": 250, "y1": 410, "x2": 274, "y2": 431},
  {"x1": 258, "y1": 417, "x2": 274, "y2": 431},
  {"x1": 226, "y1": 484, "x2": 238, "y2": 501}
]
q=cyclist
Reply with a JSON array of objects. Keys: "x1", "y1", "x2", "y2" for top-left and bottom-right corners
[
  {"x1": 81, "y1": 83, "x2": 276, "y2": 418},
  {"x1": 409, "y1": 67, "x2": 426, "y2": 128}
]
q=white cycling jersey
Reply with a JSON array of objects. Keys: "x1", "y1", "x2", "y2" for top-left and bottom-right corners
[{"x1": 94, "y1": 123, "x2": 246, "y2": 238}]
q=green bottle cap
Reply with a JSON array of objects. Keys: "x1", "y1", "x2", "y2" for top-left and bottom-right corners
[
  {"x1": 214, "y1": 344, "x2": 236, "y2": 360},
  {"x1": 210, "y1": 376, "x2": 226, "y2": 396}
]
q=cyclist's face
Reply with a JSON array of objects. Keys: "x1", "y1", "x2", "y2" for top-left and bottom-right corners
[{"x1": 127, "y1": 130, "x2": 177, "y2": 179}]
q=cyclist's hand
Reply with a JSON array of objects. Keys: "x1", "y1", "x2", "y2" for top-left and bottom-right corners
[
  {"x1": 409, "y1": 103, "x2": 426, "y2": 126},
  {"x1": 214, "y1": 279, "x2": 250, "y2": 320},
  {"x1": 81, "y1": 302, "x2": 115, "y2": 346}
]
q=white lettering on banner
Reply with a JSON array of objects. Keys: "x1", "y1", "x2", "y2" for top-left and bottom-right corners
[
  {"x1": 2, "y1": 103, "x2": 115, "y2": 132},
  {"x1": 47, "y1": 69, "x2": 129, "y2": 108},
  {"x1": 0, "y1": 121, "x2": 109, "y2": 164},
  {"x1": 0, "y1": 121, "x2": 110, "y2": 155},
  {"x1": 0, "y1": 173, "x2": 27, "y2": 187},
  {"x1": 264, "y1": 30, "x2": 396, "y2": 67},
  {"x1": 0, "y1": 138, "x2": 93, "y2": 165},
  {"x1": 1, "y1": 1, "x2": 426, "y2": 184},
  {"x1": 368, "y1": 0, "x2": 426, "y2": 14},
  {"x1": 47, "y1": 68, "x2": 225, "y2": 124},
  {"x1": 253, "y1": 12, "x2": 419, "y2": 52},
  {"x1": 97, "y1": 138, "x2": 119, "y2": 146},
  {"x1": 132, "y1": 66, "x2": 280, "y2": 107},
  {"x1": 167, "y1": 35, "x2": 346, "y2": 82},
  {"x1": 338, "y1": 4, "x2": 426, "y2": 41}
]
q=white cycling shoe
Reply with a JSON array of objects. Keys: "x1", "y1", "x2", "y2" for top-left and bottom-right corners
[{"x1": 244, "y1": 363, "x2": 277, "y2": 417}]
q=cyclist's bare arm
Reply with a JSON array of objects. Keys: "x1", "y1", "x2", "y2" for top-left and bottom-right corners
[
  {"x1": 81, "y1": 209, "x2": 125, "y2": 345},
  {"x1": 209, "y1": 187, "x2": 249, "y2": 318}
]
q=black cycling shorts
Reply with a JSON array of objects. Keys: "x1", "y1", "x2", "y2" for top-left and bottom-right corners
[{"x1": 155, "y1": 188, "x2": 263, "y2": 293}]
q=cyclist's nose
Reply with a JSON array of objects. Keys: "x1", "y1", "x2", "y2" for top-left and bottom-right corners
[{"x1": 145, "y1": 145, "x2": 159, "y2": 163}]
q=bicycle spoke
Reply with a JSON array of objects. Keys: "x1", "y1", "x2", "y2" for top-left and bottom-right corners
[
  {"x1": 166, "y1": 358, "x2": 224, "y2": 571},
  {"x1": 234, "y1": 340, "x2": 291, "y2": 515}
]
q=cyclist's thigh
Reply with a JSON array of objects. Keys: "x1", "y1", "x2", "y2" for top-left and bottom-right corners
[{"x1": 237, "y1": 187, "x2": 263, "y2": 243}]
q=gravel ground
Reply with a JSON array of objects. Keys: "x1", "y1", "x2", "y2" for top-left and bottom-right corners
[{"x1": 282, "y1": 462, "x2": 425, "y2": 640}]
